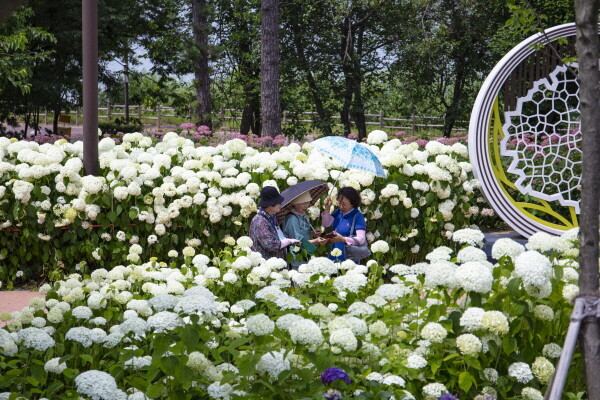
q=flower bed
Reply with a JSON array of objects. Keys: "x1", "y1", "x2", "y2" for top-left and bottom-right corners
[
  {"x1": 0, "y1": 130, "x2": 495, "y2": 288},
  {"x1": 0, "y1": 229, "x2": 581, "y2": 399}
]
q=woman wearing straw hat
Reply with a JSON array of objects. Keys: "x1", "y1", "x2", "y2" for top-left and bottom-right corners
[
  {"x1": 282, "y1": 191, "x2": 328, "y2": 268},
  {"x1": 249, "y1": 186, "x2": 300, "y2": 260}
]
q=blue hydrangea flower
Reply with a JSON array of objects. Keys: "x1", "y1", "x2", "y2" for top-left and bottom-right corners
[{"x1": 321, "y1": 367, "x2": 351, "y2": 385}]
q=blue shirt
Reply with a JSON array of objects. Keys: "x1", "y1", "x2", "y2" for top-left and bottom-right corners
[{"x1": 329, "y1": 208, "x2": 366, "y2": 261}]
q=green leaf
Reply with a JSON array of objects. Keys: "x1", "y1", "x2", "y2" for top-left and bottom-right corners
[
  {"x1": 108, "y1": 211, "x2": 117, "y2": 223},
  {"x1": 146, "y1": 383, "x2": 163, "y2": 398},
  {"x1": 181, "y1": 326, "x2": 200, "y2": 349},
  {"x1": 459, "y1": 371, "x2": 473, "y2": 392},
  {"x1": 464, "y1": 356, "x2": 481, "y2": 369},
  {"x1": 129, "y1": 208, "x2": 138, "y2": 219},
  {"x1": 45, "y1": 381, "x2": 64, "y2": 397},
  {"x1": 507, "y1": 277, "x2": 522, "y2": 298},
  {"x1": 80, "y1": 354, "x2": 94, "y2": 365},
  {"x1": 160, "y1": 356, "x2": 180, "y2": 373}
]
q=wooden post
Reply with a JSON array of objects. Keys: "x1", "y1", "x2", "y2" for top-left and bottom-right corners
[
  {"x1": 379, "y1": 110, "x2": 383, "y2": 129},
  {"x1": 107, "y1": 101, "x2": 111, "y2": 121},
  {"x1": 411, "y1": 114, "x2": 416, "y2": 133},
  {"x1": 283, "y1": 110, "x2": 288, "y2": 126},
  {"x1": 157, "y1": 105, "x2": 161, "y2": 128},
  {"x1": 82, "y1": 0, "x2": 99, "y2": 176},
  {"x1": 138, "y1": 104, "x2": 142, "y2": 122}
]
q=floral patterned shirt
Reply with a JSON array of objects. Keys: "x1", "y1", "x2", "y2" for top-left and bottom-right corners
[{"x1": 249, "y1": 209, "x2": 286, "y2": 259}]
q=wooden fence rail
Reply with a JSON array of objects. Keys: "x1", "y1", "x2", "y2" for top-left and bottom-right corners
[{"x1": 39, "y1": 104, "x2": 468, "y2": 132}]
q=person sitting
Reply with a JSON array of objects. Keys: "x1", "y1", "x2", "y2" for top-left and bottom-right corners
[
  {"x1": 249, "y1": 186, "x2": 299, "y2": 259},
  {"x1": 322, "y1": 186, "x2": 369, "y2": 263},
  {"x1": 282, "y1": 191, "x2": 328, "y2": 268}
]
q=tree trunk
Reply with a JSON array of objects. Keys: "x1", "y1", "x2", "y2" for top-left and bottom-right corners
[
  {"x1": 574, "y1": 1, "x2": 600, "y2": 398},
  {"x1": 443, "y1": 68, "x2": 465, "y2": 137},
  {"x1": 191, "y1": 0, "x2": 212, "y2": 129},
  {"x1": 53, "y1": 106, "x2": 60, "y2": 136},
  {"x1": 260, "y1": 0, "x2": 281, "y2": 137},
  {"x1": 289, "y1": 14, "x2": 332, "y2": 135},
  {"x1": 352, "y1": 24, "x2": 366, "y2": 141},
  {"x1": 240, "y1": 103, "x2": 253, "y2": 136},
  {"x1": 340, "y1": 16, "x2": 354, "y2": 136}
]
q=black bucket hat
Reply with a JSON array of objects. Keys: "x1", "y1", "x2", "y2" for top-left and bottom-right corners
[{"x1": 259, "y1": 186, "x2": 285, "y2": 208}]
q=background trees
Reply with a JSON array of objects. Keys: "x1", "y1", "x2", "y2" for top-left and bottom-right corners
[{"x1": 0, "y1": 0, "x2": 568, "y2": 137}]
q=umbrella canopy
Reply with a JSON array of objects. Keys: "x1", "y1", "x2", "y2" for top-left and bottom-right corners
[
  {"x1": 309, "y1": 136, "x2": 386, "y2": 178},
  {"x1": 276, "y1": 180, "x2": 328, "y2": 224}
]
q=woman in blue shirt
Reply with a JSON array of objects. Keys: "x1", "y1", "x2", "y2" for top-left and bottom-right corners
[{"x1": 322, "y1": 186, "x2": 368, "y2": 263}]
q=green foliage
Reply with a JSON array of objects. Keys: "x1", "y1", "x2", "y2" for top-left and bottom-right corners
[
  {"x1": 98, "y1": 122, "x2": 144, "y2": 135},
  {"x1": 0, "y1": 7, "x2": 55, "y2": 95}
]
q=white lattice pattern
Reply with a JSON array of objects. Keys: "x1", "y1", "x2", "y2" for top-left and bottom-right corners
[{"x1": 501, "y1": 64, "x2": 582, "y2": 212}]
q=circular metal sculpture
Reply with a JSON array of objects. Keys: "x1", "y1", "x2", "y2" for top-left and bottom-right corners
[{"x1": 469, "y1": 23, "x2": 584, "y2": 237}]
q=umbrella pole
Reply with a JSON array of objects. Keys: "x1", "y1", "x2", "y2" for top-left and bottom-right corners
[{"x1": 328, "y1": 172, "x2": 342, "y2": 198}]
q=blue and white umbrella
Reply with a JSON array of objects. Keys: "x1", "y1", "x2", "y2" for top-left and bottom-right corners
[{"x1": 309, "y1": 136, "x2": 386, "y2": 178}]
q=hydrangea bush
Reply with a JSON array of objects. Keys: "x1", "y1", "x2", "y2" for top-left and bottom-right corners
[
  {"x1": 0, "y1": 130, "x2": 485, "y2": 288},
  {"x1": 0, "y1": 229, "x2": 584, "y2": 399}
]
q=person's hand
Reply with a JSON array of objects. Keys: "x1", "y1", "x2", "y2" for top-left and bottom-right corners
[
  {"x1": 329, "y1": 232, "x2": 346, "y2": 243},
  {"x1": 311, "y1": 237, "x2": 328, "y2": 246},
  {"x1": 311, "y1": 229, "x2": 322, "y2": 238},
  {"x1": 289, "y1": 239, "x2": 301, "y2": 246},
  {"x1": 324, "y1": 196, "x2": 332, "y2": 212}
]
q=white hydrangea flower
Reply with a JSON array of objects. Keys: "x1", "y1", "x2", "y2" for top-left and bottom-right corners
[
  {"x1": 533, "y1": 305, "x2": 554, "y2": 321},
  {"x1": 522, "y1": 387, "x2": 544, "y2": 400},
  {"x1": 456, "y1": 246, "x2": 488, "y2": 263},
  {"x1": 455, "y1": 261, "x2": 493, "y2": 293},
  {"x1": 543, "y1": 343, "x2": 562, "y2": 359},
  {"x1": 425, "y1": 246, "x2": 453, "y2": 262},
  {"x1": 482, "y1": 311, "x2": 509, "y2": 335},
  {"x1": 207, "y1": 382, "x2": 233, "y2": 400},
  {"x1": 424, "y1": 261, "x2": 457, "y2": 289},
  {"x1": 452, "y1": 228, "x2": 485, "y2": 247},
  {"x1": 456, "y1": 333, "x2": 482, "y2": 355},
  {"x1": 491, "y1": 238, "x2": 525, "y2": 260},
  {"x1": 329, "y1": 328, "x2": 358, "y2": 352},
  {"x1": 562, "y1": 283, "x2": 579, "y2": 301},
  {"x1": 420, "y1": 322, "x2": 447, "y2": 343},
  {"x1": 44, "y1": 357, "x2": 68, "y2": 374},
  {"x1": 245, "y1": 314, "x2": 275, "y2": 336},
  {"x1": 289, "y1": 319, "x2": 323, "y2": 347},
  {"x1": 532, "y1": 356, "x2": 555, "y2": 384},
  {"x1": 367, "y1": 130, "x2": 388, "y2": 144},
  {"x1": 508, "y1": 362, "x2": 534, "y2": 383},
  {"x1": 17, "y1": 327, "x2": 55, "y2": 351},
  {"x1": 514, "y1": 251, "x2": 553, "y2": 287},
  {"x1": 460, "y1": 307, "x2": 484, "y2": 332},
  {"x1": 406, "y1": 353, "x2": 427, "y2": 369},
  {"x1": 74, "y1": 370, "x2": 127, "y2": 400},
  {"x1": 483, "y1": 367, "x2": 498, "y2": 383},
  {"x1": 422, "y1": 382, "x2": 447, "y2": 397},
  {"x1": 256, "y1": 349, "x2": 291, "y2": 379},
  {"x1": 370, "y1": 240, "x2": 390, "y2": 253}
]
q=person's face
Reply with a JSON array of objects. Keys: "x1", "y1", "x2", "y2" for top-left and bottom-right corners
[
  {"x1": 337, "y1": 195, "x2": 353, "y2": 213},
  {"x1": 266, "y1": 203, "x2": 282, "y2": 215},
  {"x1": 292, "y1": 201, "x2": 311, "y2": 214}
]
